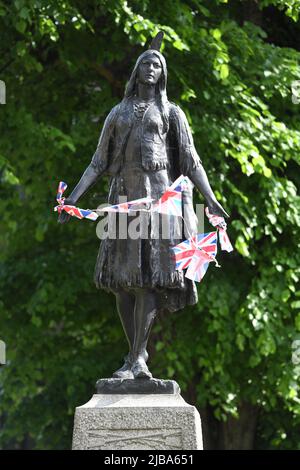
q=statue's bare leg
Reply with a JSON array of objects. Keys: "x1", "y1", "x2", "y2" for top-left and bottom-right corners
[
  {"x1": 112, "y1": 288, "x2": 149, "y2": 379},
  {"x1": 112, "y1": 288, "x2": 135, "y2": 379},
  {"x1": 131, "y1": 288, "x2": 158, "y2": 379}
]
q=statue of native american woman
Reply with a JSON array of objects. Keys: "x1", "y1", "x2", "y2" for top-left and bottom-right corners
[{"x1": 58, "y1": 33, "x2": 228, "y2": 380}]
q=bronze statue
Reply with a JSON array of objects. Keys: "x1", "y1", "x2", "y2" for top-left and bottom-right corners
[{"x1": 58, "y1": 33, "x2": 228, "y2": 381}]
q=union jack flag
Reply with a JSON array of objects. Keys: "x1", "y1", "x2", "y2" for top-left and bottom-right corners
[
  {"x1": 185, "y1": 231, "x2": 218, "y2": 282},
  {"x1": 172, "y1": 235, "x2": 198, "y2": 271},
  {"x1": 172, "y1": 231, "x2": 218, "y2": 283},
  {"x1": 56, "y1": 181, "x2": 67, "y2": 204},
  {"x1": 152, "y1": 175, "x2": 189, "y2": 217},
  {"x1": 100, "y1": 197, "x2": 154, "y2": 213},
  {"x1": 205, "y1": 207, "x2": 233, "y2": 252},
  {"x1": 185, "y1": 249, "x2": 215, "y2": 282},
  {"x1": 54, "y1": 181, "x2": 99, "y2": 221},
  {"x1": 57, "y1": 205, "x2": 99, "y2": 221},
  {"x1": 196, "y1": 231, "x2": 218, "y2": 258}
]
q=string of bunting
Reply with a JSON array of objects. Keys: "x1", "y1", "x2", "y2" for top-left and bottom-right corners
[{"x1": 54, "y1": 175, "x2": 233, "y2": 282}]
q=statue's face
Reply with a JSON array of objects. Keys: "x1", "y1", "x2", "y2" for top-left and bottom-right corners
[{"x1": 137, "y1": 54, "x2": 162, "y2": 86}]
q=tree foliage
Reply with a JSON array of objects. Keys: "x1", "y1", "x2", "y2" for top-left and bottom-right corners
[{"x1": 0, "y1": 0, "x2": 300, "y2": 449}]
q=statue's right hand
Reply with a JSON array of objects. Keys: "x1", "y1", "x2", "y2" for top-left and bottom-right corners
[{"x1": 57, "y1": 198, "x2": 76, "y2": 224}]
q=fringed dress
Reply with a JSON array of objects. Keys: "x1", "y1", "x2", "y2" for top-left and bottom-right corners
[{"x1": 92, "y1": 97, "x2": 202, "y2": 313}]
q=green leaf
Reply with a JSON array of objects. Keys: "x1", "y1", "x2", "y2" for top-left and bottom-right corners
[
  {"x1": 220, "y1": 64, "x2": 229, "y2": 80},
  {"x1": 212, "y1": 28, "x2": 222, "y2": 40},
  {"x1": 15, "y1": 19, "x2": 26, "y2": 33}
]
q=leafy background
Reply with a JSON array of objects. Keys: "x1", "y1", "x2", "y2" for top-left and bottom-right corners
[{"x1": 0, "y1": 0, "x2": 300, "y2": 449}]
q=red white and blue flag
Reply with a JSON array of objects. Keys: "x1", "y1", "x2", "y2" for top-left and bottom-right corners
[
  {"x1": 54, "y1": 175, "x2": 189, "y2": 220},
  {"x1": 185, "y1": 231, "x2": 218, "y2": 282},
  {"x1": 196, "y1": 231, "x2": 218, "y2": 257},
  {"x1": 100, "y1": 197, "x2": 154, "y2": 213},
  {"x1": 172, "y1": 236, "x2": 198, "y2": 271},
  {"x1": 205, "y1": 207, "x2": 233, "y2": 252},
  {"x1": 56, "y1": 181, "x2": 67, "y2": 205},
  {"x1": 54, "y1": 177, "x2": 234, "y2": 284},
  {"x1": 185, "y1": 249, "x2": 215, "y2": 282},
  {"x1": 172, "y1": 231, "x2": 218, "y2": 282},
  {"x1": 56, "y1": 205, "x2": 99, "y2": 221},
  {"x1": 54, "y1": 181, "x2": 99, "y2": 221},
  {"x1": 152, "y1": 175, "x2": 189, "y2": 217}
]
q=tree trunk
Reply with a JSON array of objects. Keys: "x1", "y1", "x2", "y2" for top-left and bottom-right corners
[
  {"x1": 182, "y1": 383, "x2": 259, "y2": 450},
  {"x1": 217, "y1": 402, "x2": 259, "y2": 449},
  {"x1": 242, "y1": 0, "x2": 263, "y2": 27}
]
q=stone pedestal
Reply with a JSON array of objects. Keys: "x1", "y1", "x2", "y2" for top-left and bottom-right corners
[{"x1": 72, "y1": 380, "x2": 203, "y2": 450}]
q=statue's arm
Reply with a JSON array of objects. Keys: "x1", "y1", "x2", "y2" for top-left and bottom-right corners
[
  {"x1": 65, "y1": 162, "x2": 103, "y2": 205},
  {"x1": 188, "y1": 165, "x2": 229, "y2": 218},
  {"x1": 58, "y1": 105, "x2": 118, "y2": 224},
  {"x1": 170, "y1": 104, "x2": 229, "y2": 218}
]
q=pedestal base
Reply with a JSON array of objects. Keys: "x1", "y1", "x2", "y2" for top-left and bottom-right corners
[
  {"x1": 72, "y1": 393, "x2": 203, "y2": 450},
  {"x1": 96, "y1": 378, "x2": 180, "y2": 394}
]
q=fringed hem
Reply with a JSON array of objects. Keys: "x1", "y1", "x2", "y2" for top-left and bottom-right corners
[
  {"x1": 94, "y1": 266, "x2": 186, "y2": 291},
  {"x1": 95, "y1": 272, "x2": 198, "y2": 313},
  {"x1": 142, "y1": 160, "x2": 170, "y2": 171},
  {"x1": 161, "y1": 284, "x2": 199, "y2": 313},
  {"x1": 94, "y1": 273, "x2": 199, "y2": 314},
  {"x1": 150, "y1": 269, "x2": 185, "y2": 287}
]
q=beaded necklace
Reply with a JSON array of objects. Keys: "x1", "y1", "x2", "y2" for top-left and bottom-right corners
[{"x1": 133, "y1": 98, "x2": 155, "y2": 121}]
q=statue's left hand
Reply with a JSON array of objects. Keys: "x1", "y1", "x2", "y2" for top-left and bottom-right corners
[
  {"x1": 206, "y1": 198, "x2": 229, "y2": 219},
  {"x1": 57, "y1": 198, "x2": 76, "y2": 224}
]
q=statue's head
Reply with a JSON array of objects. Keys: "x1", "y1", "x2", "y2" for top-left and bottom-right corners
[
  {"x1": 124, "y1": 32, "x2": 167, "y2": 102},
  {"x1": 124, "y1": 32, "x2": 169, "y2": 132},
  {"x1": 124, "y1": 49, "x2": 167, "y2": 99}
]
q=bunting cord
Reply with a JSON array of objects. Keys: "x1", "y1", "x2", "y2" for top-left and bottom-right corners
[
  {"x1": 89, "y1": 205, "x2": 221, "y2": 267},
  {"x1": 55, "y1": 179, "x2": 231, "y2": 268}
]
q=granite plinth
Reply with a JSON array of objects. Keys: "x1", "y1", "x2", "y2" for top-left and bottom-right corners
[{"x1": 72, "y1": 392, "x2": 203, "y2": 450}]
